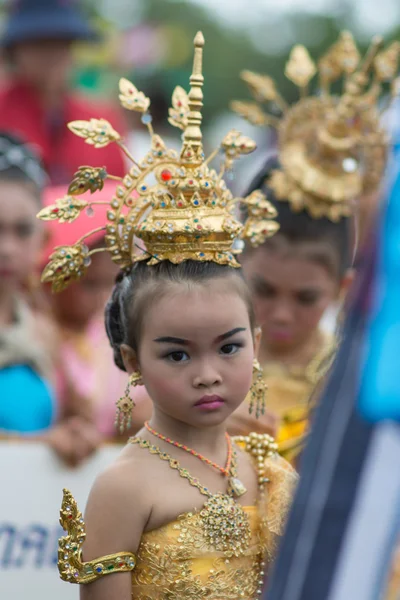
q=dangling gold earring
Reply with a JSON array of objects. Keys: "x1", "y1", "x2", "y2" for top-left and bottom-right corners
[
  {"x1": 249, "y1": 358, "x2": 267, "y2": 419},
  {"x1": 115, "y1": 371, "x2": 143, "y2": 433}
]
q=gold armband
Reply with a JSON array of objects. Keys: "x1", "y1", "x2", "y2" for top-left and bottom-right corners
[{"x1": 58, "y1": 489, "x2": 136, "y2": 584}]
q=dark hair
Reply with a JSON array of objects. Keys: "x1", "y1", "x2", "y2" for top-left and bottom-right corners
[
  {"x1": 105, "y1": 259, "x2": 255, "y2": 371},
  {"x1": 0, "y1": 132, "x2": 47, "y2": 202},
  {"x1": 242, "y1": 156, "x2": 353, "y2": 279}
]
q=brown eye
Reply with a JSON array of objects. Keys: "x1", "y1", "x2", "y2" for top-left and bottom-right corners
[
  {"x1": 253, "y1": 280, "x2": 276, "y2": 298},
  {"x1": 167, "y1": 351, "x2": 189, "y2": 363},
  {"x1": 16, "y1": 222, "x2": 35, "y2": 239},
  {"x1": 296, "y1": 291, "x2": 320, "y2": 306}
]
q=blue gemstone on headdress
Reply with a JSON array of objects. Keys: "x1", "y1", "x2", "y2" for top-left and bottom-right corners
[
  {"x1": 161, "y1": 202, "x2": 166, "y2": 207},
  {"x1": 96, "y1": 567, "x2": 103, "y2": 573},
  {"x1": 199, "y1": 252, "x2": 205, "y2": 257},
  {"x1": 141, "y1": 186, "x2": 147, "y2": 191},
  {"x1": 141, "y1": 113, "x2": 153, "y2": 125},
  {"x1": 194, "y1": 200, "x2": 199, "y2": 206}
]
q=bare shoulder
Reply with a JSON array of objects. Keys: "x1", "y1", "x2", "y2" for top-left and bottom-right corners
[{"x1": 82, "y1": 446, "x2": 153, "y2": 560}]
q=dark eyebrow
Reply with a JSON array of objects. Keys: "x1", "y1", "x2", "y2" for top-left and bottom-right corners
[
  {"x1": 216, "y1": 327, "x2": 247, "y2": 342},
  {"x1": 153, "y1": 336, "x2": 189, "y2": 345}
]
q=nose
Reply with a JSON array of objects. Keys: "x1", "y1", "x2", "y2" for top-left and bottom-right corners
[
  {"x1": 0, "y1": 234, "x2": 19, "y2": 262},
  {"x1": 270, "y1": 299, "x2": 294, "y2": 325},
  {"x1": 193, "y1": 360, "x2": 222, "y2": 389}
]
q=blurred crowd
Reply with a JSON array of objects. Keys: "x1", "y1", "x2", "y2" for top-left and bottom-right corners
[
  {"x1": 0, "y1": 0, "x2": 385, "y2": 469},
  {"x1": 0, "y1": 0, "x2": 153, "y2": 467}
]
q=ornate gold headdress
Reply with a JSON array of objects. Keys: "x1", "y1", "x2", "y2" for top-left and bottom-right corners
[
  {"x1": 232, "y1": 32, "x2": 400, "y2": 221},
  {"x1": 38, "y1": 32, "x2": 278, "y2": 292}
]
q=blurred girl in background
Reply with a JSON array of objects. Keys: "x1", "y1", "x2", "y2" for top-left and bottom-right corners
[
  {"x1": 43, "y1": 183, "x2": 152, "y2": 441},
  {"x1": 0, "y1": 132, "x2": 99, "y2": 465}
]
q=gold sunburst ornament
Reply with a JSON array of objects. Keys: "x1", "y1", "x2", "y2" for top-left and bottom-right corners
[
  {"x1": 232, "y1": 32, "x2": 400, "y2": 221},
  {"x1": 38, "y1": 32, "x2": 279, "y2": 292}
]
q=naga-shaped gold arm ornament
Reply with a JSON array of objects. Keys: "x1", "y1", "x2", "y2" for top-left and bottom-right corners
[{"x1": 58, "y1": 489, "x2": 136, "y2": 584}]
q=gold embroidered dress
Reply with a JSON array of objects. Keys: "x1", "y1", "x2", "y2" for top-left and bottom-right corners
[{"x1": 58, "y1": 436, "x2": 297, "y2": 599}]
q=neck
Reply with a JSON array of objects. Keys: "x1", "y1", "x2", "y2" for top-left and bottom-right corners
[
  {"x1": 0, "y1": 288, "x2": 16, "y2": 327},
  {"x1": 260, "y1": 328, "x2": 324, "y2": 368},
  {"x1": 148, "y1": 409, "x2": 228, "y2": 455}
]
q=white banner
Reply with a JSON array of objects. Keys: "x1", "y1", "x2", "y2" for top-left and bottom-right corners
[{"x1": 0, "y1": 441, "x2": 121, "y2": 600}]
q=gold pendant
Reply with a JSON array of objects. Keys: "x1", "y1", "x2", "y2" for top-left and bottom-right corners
[
  {"x1": 200, "y1": 494, "x2": 251, "y2": 557},
  {"x1": 229, "y1": 477, "x2": 247, "y2": 497}
]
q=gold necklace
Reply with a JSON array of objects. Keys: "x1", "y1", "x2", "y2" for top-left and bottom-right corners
[{"x1": 130, "y1": 437, "x2": 251, "y2": 557}]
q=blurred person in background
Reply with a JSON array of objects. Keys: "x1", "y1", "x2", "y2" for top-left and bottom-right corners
[
  {"x1": 43, "y1": 183, "x2": 152, "y2": 441},
  {"x1": 0, "y1": 0, "x2": 126, "y2": 184},
  {"x1": 227, "y1": 157, "x2": 352, "y2": 461},
  {"x1": 0, "y1": 132, "x2": 100, "y2": 465},
  {"x1": 227, "y1": 32, "x2": 393, "y2": 463}
]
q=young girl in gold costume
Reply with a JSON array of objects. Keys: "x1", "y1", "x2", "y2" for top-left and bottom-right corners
[
  {"x1": 229, "y1": 32, "x2": 398, "y2": 461},
  {"x1": 39, "y1": 33, "x2": 297, "y2": 600}
]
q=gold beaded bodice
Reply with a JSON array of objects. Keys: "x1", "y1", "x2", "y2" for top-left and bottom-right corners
[
  {"x1": 58, "y1": 435, "x2": 297, "y2": 599},
  {"x1": 132, "y1": 505, "x2": 262, "y2": 599}
]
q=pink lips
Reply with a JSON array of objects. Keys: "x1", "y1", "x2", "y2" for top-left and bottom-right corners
[{"x1": 194, "y1": 395, "x2": 225, "y2": 410}]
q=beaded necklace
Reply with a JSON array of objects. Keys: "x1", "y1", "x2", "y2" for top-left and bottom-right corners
[
  {"x1": 144, "y1": 421, "x2": 233, "y2": 476},
  {"x1": 130, "y1": 436, "x2": 250, "y2": 556},
  {"x1": 129, "y1": 432, "x2": 273, "y2": 594}
]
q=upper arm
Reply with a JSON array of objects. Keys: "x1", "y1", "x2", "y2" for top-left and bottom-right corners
[{"x1": 79, "y1": 463, "x2": 150, "y2": 600}]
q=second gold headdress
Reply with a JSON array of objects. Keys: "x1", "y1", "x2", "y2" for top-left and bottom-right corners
[
  {"x1": 38, "y1": 32, "x2": 278, "y2": 291},
  {"x1": 233, "y1": 32, "x2": 400, "y2": 221}
]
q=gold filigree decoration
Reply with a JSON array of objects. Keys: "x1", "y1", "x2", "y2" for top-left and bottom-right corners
[
  {"x1": 241, "y1": 190, "x2": 280, "y2": 246},
  {"x1": 230, "y1": 100, "x2": 275, "y2": 126},
  {"x1": 221, "y1": 129, "x2": 257, "y2": 169},
  {"x1": 374, "y1": 41, "x2": 400, "y2": 81},
  {"x1": 41, "y1": 244, "x2": 93, "y2": 292},
  {"x1": 118, "y1": 78, "x2": 150, "y2": 113},
  {"x1": 68, "y1": 166, "x2": 108, "y2": 195},
  {"x1": 233, "y1": 31, "x2": 397, "y2": 221},
  {"x1": 39, "y1": 31, "x2": 278, "y2": 291},
  {"x1": 58, "y1": 489, "x2": 136, "y2": 584},
  {"x1": 285, "y1": 45, "x2": 316, "y2": 89},
  {"x1": 168, "y1": 86, "x2": 190, "y2": 130},
  {"x1": 67, "y1": 119, "x2": 121, "y2": 149},
  {"x1": 37, "y1": 196, "x2": 88, "y2": 223},
  {"x1": 240, "y1": 70, "x2": 279, "y2": 103}
]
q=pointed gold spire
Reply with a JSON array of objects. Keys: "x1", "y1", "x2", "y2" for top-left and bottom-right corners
[{"x1": 181, "y1": 31, "x2": 205, "y2": 165}]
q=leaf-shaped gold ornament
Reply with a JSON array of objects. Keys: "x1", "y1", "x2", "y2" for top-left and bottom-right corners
[
  {"x1": 241, "y1": 190, "x2": 280, "y2": 247},
  {"x1": 68, "y1": 166, "x2": 108, "y2": 196},
  {"x1": 37, "y1": 196, "x2": 88, "y2": 224},
  {"x1": 118, "y1": 78, "x2": 150, "y2": 113},
  {"x1": 374, "y1": 41, "x2": 400, "y2": 82},
  {"x1": 319, "y1": 32, "x2": 360, "y2": 88},
  {"x1": 41, "y1": 244, "x2": 93, "y2": 292},
  {"x1": 68, "y1": 119, "x2": 121, "y2": 149},
  {"x1": 285, "y1": 45, "x2": 316, "y2": 88},
  {"x1": 168, "y1": 86, "x2": 189, "y2": 130},
  {"x1": 222, "y1": 129, "x2": 256, "y2": 157},
  {"x1": 338, "y1": 31, "x2": 361, "y2": 74},
  {"x1": 241, "y1": 70, "x2": 279, "y2": 103},
  {"x1": 231, "y1": 100, "x2": 274, "y2": 127}
]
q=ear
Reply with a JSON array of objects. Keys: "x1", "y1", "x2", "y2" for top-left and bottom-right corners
[
  {"x1": 120, "y1": 344, "x2": 140, "y2": 374},
  {"x1": 338, "y1": 268, "x2": 355, "y2": 301},
  {"x1": 253, "y1": 326, "x2": 262, "y2": 359}
]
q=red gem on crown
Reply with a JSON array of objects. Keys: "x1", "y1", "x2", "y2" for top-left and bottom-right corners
[{"x1": 161, "y1": 169, "x2": 172, "y2": 182}]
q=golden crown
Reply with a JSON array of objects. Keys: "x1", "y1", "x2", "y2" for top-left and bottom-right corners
[
  {"x1": 38, "y1": 32, "x2": 278, "y2": 292},
  {"x1": 232, "y1": 32, "x2": 400, "y2": 221}
]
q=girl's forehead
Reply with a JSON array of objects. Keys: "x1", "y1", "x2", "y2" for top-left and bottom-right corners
[
  {"x1": 244, "y1": 247, "x2": 336, "y2": 287},
  {"x1": 141, "y1": 284, "x2": 251, "y2": 340},
  {"x1": 0, "y1": 182, "x2": 39, "y2": 219}
]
